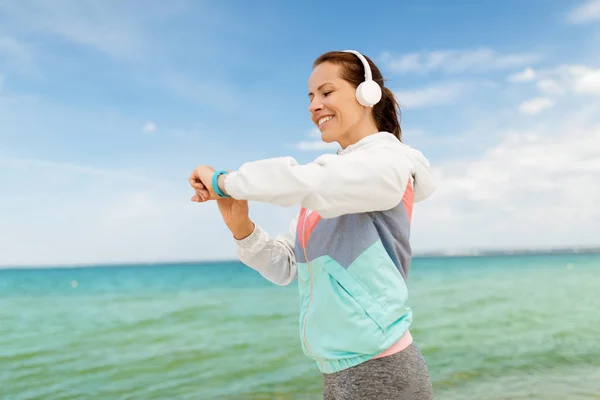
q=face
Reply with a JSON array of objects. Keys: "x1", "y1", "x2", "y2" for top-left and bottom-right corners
[{"x1": 308, "y1": 62, "x2": 371, "y2": 148}]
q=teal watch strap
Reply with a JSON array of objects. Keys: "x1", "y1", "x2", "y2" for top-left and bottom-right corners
[{"x1": 212, "y1": 170, "x2": 231, "y2": 198}]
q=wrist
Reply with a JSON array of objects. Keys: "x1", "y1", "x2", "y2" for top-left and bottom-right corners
[
  {"x1": 230, "y1": 218, "x2": 255, "y2": 240},
  {"x1": 217, "y1": 174, "x2": 229, "y2": 196}
]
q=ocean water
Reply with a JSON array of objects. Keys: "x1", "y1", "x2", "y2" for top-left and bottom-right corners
[{"x1": 1, "y1": 253, "x2": 599, "y2": 399}]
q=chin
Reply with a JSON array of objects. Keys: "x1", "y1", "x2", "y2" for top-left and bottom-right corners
[{"x1": 320, "y1": 129, "x2": 340, "y2": 144}]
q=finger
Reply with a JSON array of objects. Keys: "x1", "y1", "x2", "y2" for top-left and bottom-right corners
[
  {"x1": 188, "y1": 172, "x2": 205, "y2": 187},
  {"x1": 191, "y1": 184, "x2": 206, "y2": 192},
  {"x1": 189, "y1": 179, "x2": 206, "y2": 190},
  {"x1": 195, "y1": 188, "x2": 209, "y2": 198},
  {"x1": 192, "y1": 194, "x2": 208, "y2": 203}
]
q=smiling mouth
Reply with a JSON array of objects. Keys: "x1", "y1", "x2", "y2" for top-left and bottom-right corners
[{"x1": 318, "y1": 116, "x2": 334, "y2": 126}]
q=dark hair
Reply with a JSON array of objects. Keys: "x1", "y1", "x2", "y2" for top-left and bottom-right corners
[{"x1": 313, "y1": 51, "x2": 402, "y2": 141}]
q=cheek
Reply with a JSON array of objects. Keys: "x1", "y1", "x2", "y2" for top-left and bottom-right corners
[
  {"x1": 340, "y1": 105, "x2": 362, "y2": 125},
  {"x1": 341, "y1": 96, "x2": 361, "y2": 116}
]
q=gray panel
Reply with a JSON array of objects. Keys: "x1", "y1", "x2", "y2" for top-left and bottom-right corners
[
  {"x1": 369, "y1": 202, "x2": 412, "y2": 280},
  {"x1": 304, "y1": 213, "x2": 380, "y2": 269}
]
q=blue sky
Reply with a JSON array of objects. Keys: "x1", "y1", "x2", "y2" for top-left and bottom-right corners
[{"x1": 1, "y1": 0, "x2": 600, "y2": 267}]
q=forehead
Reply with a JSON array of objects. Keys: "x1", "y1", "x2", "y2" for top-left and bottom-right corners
[{"x1": 308, "y1": 62, "x2": 343, "y2": 90}]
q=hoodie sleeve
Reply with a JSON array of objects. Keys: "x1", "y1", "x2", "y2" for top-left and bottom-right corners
[
  {"x1": 224, "y1": 143, "x2": 434, "y2": 219},
  {"x1": 234, "y1": 214, "x2": 298, "y2": 286}
]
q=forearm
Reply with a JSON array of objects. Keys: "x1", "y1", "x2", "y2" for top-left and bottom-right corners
[
  {"x1": 221, "y1": 151, "x2": 412, "y2": 218},
  {"x1": 228, "y1": 217, "x2": 255, "y2": 240}
]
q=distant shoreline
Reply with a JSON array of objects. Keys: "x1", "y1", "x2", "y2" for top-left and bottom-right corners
[
  {"x1": 415, "y1": 246, "x2": 600, "y2": 258},
  {"x1": 1, "y1": 246, "x2": 599, "y2": 271}
]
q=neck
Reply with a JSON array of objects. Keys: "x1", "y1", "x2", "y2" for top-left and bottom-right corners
[{"x1": 338, "y1": 118, "x2": 379, "y2": 149}]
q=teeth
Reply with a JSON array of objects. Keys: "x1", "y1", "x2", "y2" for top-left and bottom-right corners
[{"x1": 318, "y1": 116, "x2": 333, "y2": 126}]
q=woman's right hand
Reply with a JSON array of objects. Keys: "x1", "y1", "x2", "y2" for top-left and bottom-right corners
[{"x1": 216, "y1": 198, "x2": 255, "y2": 240}]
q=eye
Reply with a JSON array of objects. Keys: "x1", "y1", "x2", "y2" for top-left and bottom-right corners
[{"x1": 323, "y1": 91, "x2": 333, "y2": 97}]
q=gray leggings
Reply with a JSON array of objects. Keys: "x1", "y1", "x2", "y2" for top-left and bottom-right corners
[{"x1": 323, "y1": 343, "x2": 434, "y2": 400}]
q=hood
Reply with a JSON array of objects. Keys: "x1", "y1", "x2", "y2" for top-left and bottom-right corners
[
  {"x1": 400, "y1": 142, "x2": 436, "y2": 203},
  {"x1": 339, "y1": 131, "x2": 436, "y2": 203}
]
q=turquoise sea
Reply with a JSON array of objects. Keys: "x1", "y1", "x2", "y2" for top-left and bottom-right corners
[{"x1": 1, "y1": 253, "x2": 599, "y2": 399}]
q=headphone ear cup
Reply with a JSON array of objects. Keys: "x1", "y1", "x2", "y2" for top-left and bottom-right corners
[{"x1": 356, "y1": 80, "x2": 382, "y2": 107}]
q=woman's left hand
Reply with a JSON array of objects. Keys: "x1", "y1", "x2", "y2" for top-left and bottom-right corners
[{"x1": 189, "y1": 165, "x2": 217, "y2": 202}]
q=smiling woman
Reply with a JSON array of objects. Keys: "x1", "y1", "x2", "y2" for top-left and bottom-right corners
[
  {"x1": 188, "y1": 50, "x2": 436, "y2": 399},
  {"x1": 309, "y1": 50, "x2": 402, "y2": 149}
]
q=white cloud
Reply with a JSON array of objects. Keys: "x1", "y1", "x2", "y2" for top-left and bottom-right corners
[
  {"x1": 518, "y1": 97, "x2": 555, "y2": 115},
  {"x1": 395, "y1": 81, "x2": 467, "y2": 108},
  {"x1": 546, "y1": 65, "x2": 600, "y2": 95},
  {"x1": 573, "y1": 67, "x2": 600, "y2": 94},
  {"x1": 142, "y1": 121, "x2": 157, "y2": 132},
  {"x1": 295, "y1": 140, "x2": 340, "y2": 151},
  {"x1": 309, "y1": 127, "x2": 321, "y2": 138},
  {"x1": 507, "y1": 64, "x2": 600, "y2": 96},
  {"x1": 381, "y1": 48, "x2": 540, "y2": 75},
  {"x1": 294, "y1": 128, "x2": 340, "y2": 152},
  {"x1": 536, "y1": 79, "x2": 564, "y2": 95},
  {"x1": 507, "y1": 67, "x2": 536, "y2": 83},
  {"x1": 411, "y1": 104, "x2": 600, "y2": 253},
  {"x1": 567, "y1": 0, "x2": 600, "y2": 24}
]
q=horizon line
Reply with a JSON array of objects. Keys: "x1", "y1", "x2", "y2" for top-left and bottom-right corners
[{"x1": 1, "y1": 245, "x2": 599, "y2": 271}]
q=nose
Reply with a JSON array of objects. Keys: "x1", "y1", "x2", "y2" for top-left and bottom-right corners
[{"x1": 308, "y1": 97, "x2": 322, "y2": 114}]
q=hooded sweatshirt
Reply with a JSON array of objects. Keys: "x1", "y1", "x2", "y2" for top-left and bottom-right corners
[{"x1": 223, "y1": 131, "x2": 436, "y2": 373}]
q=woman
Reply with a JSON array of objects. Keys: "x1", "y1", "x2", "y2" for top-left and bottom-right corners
[{"x1": 189, "y1": 50, "x2": 436, "y2": 399}]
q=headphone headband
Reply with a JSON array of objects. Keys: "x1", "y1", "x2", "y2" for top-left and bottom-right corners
[{"x1": 343, "y1": 50, "x2": 373, "y2": 82}]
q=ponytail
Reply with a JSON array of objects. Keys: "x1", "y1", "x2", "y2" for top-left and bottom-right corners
[{"x1": 373, "y1": 86, "x2": 402, "y2": 141}]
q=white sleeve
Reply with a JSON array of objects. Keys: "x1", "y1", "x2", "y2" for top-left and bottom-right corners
[
  {"x1": 234, "y1": 214, "x2": 298, "y2": 286},
  {"x1": 223, "y1": 145, "x2": 413, "y2": 219}
]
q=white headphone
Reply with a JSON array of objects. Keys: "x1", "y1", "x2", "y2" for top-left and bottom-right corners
[{"x1": 343, "y1": 50, "x2": 382, "y2": 107}]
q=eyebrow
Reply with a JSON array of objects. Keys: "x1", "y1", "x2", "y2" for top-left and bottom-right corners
[{"x1": 308, "y1": 83, "x2": 333, "y2": 98}]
